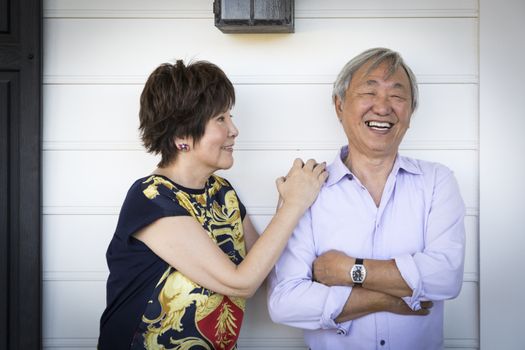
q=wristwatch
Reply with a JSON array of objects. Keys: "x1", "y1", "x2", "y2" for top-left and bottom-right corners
[{"x1": 350, "y1": 258, "x2": 366, "y2": 286}]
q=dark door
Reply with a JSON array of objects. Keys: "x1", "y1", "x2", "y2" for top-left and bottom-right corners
[{"x1": 0, "y1": 0, "x2": 42, "y2": 348}]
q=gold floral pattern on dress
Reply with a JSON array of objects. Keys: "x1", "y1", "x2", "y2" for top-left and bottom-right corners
[
  {"x1": 142, "y1": 176, "x2": 175, "y2": 199},
  {"x1": 145, "y1": 336, "x2": 211, "y2": 350},
  {"x1": 175, "y1": 190, "x2": 205, "y2": 222},
  {"x1": 143, "y1": 269, "x2": 208, "y2": 330},
  {"x1": 215, "y1": 302, "x2": 238, "y2": 349},
  {"x1": 135, "y1": 175, "x2": 246, "y2": 350}
]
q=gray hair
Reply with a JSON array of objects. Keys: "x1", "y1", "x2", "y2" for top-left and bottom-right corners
[{"x1": 332, "y1": 48, "x2": 419, "y2": 112}]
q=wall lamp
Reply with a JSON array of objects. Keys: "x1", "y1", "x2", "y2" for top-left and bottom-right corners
[{"x1": 213, "y1": 0, "x2": 294, "y2": 33}]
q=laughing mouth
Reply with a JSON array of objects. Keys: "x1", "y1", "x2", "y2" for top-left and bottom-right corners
[{"x1": 365, "y1": 121, "x2": 393, "y2": 130}]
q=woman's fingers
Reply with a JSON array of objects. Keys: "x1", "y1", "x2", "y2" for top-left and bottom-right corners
[
  {"x1": 313, "y1": 161, "x2": 327, "y2": 176},
  {"x1": 292, "y1": 158, "x2": 304, "y2": 169},
  {"x1": 302, "y1": 158, "x2": 317, "y2": 170},
  {"x1": 284, "y1": 158, "x2": 328, "y2": 184}
]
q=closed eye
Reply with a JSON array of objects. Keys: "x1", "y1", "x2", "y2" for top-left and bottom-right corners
[{"x1": 391, "y1": 95, "x2": 407, "y2": 100}]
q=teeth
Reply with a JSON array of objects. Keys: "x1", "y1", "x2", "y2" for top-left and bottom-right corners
[{"x1": 366, "y1": 121, "x2": 392, "y2": 129}]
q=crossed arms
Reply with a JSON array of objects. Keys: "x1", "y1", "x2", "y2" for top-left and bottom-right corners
[
  {"x1": 267, "y1": 169, "x2": 465, "y2": 329},
  {"x1": 312, "y1": 251, "x2": 433, "y2": 323}
]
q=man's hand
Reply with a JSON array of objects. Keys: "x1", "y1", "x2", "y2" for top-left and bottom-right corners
[
  {"x1": 386, "y1": 296, "x2": 434, "y2": 316},
  {"x1": 335, "y1": 287, "x2": 434, "y2": 323},
  {"x1": 313, "y1": 250, "x2": 353, "y2": 286}
]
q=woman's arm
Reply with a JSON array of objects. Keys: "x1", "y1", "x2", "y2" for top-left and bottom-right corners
[
  {"x1": 135, "y1": 159, "x2": 328, "y2": 298},
  {"x1": 242, "y1": 215, "x2": 259, "y2": 253}
]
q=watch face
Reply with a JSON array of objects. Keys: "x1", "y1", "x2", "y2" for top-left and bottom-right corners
[{"x1": 351, "y1": 265, "x2": 365, "y2": 283}]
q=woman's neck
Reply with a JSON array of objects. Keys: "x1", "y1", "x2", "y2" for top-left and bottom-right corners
[{"x1": 154, "y1": 160, "x2": 212, "y2": 189}]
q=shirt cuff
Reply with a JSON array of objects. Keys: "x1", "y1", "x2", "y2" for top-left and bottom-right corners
[
  {"x1": 320, "y1": 285, "x2": 352, "y2": 331},
  {"x1": 394, "y1": 254, "x2": 422, "y2": 310}
]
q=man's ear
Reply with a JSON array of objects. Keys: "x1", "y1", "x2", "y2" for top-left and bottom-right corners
[{"x1": 334, "y1": 96, "x2": 344, "y2": 119}]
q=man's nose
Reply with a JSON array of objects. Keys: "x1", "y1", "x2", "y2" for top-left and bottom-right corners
[{"x1": 372, "y1": 95, "x2": 392, "y2": 116}]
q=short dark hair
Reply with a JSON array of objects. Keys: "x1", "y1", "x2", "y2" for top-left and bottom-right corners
[{"x1": 139, "y1": 60, "x2": 235, "y2": 167}]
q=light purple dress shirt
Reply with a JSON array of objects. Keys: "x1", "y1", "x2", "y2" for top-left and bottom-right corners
[{"x1": 268, "y1": 146, "x2": 466, "y2": 350}]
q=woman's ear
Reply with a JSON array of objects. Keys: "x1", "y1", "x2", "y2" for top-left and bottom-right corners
[{"x1": 174, "y1": 137, "x2": 192, "y2": 152}]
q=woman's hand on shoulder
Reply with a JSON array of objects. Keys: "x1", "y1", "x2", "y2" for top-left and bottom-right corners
[{"x1": 276, "y1": 158, "x2": 328, "y2": 212}]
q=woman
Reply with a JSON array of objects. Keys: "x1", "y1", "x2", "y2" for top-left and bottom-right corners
[{"x1": 98, "y1": 60, "x2": 327, "y2": 350}]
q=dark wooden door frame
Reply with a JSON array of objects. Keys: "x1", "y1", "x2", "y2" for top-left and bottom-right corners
[{"x1": 0, "y1": 0, "x2": 42, "y2": 348}]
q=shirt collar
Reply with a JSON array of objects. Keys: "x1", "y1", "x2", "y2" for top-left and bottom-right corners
[
  {"x1": 395, "y1": 154, "x2": 423, "y2": 175},
  {"x1": 325, "y1": 146, "x2": 353, "y2": 187},
  {"x1": 326, "y1": 146, "x2": 422, "y2": 187}
]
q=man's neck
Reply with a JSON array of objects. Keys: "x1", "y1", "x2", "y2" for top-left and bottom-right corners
[
  {"x1": 344, "y1": 148, "x2": 397, "y2": 206},
  {"x1": 345, "y1": 148, "x2": 396, "y2": 178}
]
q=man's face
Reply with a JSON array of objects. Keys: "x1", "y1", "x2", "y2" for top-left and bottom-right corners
[{"x1": 335, "y1": 61, "x2": 413, "y2": 160}]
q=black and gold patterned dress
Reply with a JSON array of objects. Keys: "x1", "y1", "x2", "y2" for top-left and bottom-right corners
[{"x1": 98, "y1": 174, "x2": 247, "y2": 350}]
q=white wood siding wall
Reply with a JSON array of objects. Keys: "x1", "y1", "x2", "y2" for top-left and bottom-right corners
[
  {"x1": 479, "y1": 1, "x2": 525, "y2": 349},
  {"x1": 42, "y1": 1, "x2": 480, "y2": 349}
]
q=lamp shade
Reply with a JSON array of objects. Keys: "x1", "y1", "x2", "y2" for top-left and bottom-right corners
[{"x1": 214, "y1": 0, "x2": 294, "y2": 33}]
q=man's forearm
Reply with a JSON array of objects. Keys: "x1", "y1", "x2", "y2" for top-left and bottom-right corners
[
  {"x1": 335, "y1": 287, "x2": 432, "y2": 323},
  {"x1": 363, "y1": 259, "x2": 412, "y2": 297},
  {"x1": 335, "y1": 287, "x2": 388, "y2": 323},
  {"x1": 313, "y1": 250, "x2": 412, "y2": 298}
]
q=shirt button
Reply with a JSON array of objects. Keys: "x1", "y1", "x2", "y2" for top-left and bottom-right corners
[
  {"x1": 380, "y1": 340, "x2": 386, "y2": 346},
  {"x1": 336, "y1": 328, "x2": 347, "y2": 335}
]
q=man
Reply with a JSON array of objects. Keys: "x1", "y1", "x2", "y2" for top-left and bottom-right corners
[{"x1": 267, "y1": 48, "x2": 465, "y2": 350}]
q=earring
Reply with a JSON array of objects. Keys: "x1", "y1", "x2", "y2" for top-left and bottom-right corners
[{"x1": 177, "y1": 143, "x2": 190, "y2": 152}]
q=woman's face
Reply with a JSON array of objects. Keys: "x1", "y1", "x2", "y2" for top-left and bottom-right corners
[{"x1": 192, "y1": 109, "x2": 239, "y2": 172}]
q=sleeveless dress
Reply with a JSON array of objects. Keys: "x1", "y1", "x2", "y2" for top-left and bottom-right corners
[{"x1": 98, "y1": 174, "x2": 247, "y2": 350}]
